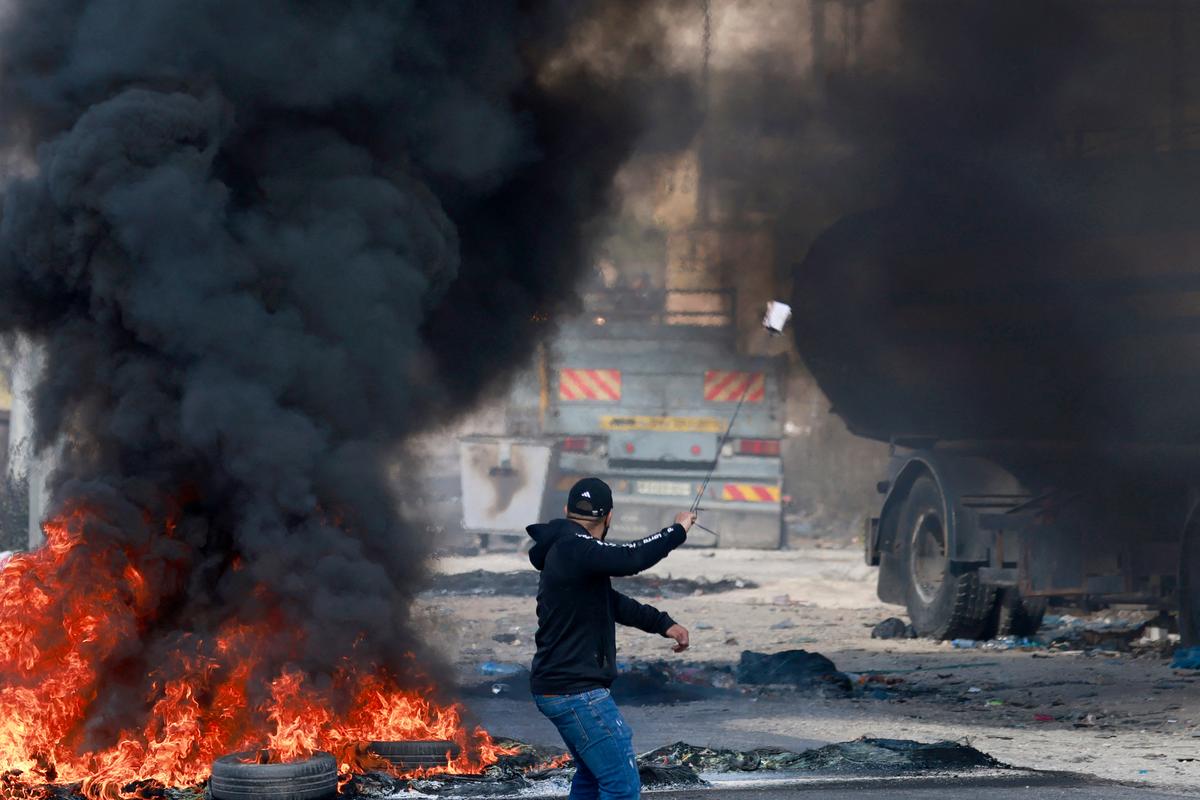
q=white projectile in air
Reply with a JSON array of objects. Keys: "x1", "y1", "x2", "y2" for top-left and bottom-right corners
[{"x1": 762, "y1": 300, "x2": 792, "y2": 335}]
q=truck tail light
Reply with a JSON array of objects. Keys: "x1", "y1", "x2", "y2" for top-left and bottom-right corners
[
  {"x1": 736, "y1": 438, "x2": 781, "y2": 456},
  {"x1": 561, "y1": 436, "x2": 591, "y2": 452}
]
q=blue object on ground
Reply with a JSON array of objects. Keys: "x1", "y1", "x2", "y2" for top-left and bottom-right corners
[
  {"x1": 1170, "y1": 646, "x2": 1200, "y2": 669},
  {"x1": 479, "y1": 661, "x2": 525, "y2": 677}
]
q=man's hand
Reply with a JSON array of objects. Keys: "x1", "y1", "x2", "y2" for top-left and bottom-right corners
[
  {"x1": 673, "y1": 511, "x2": 697, "y2": 532},
  {"x1": 664, "y1": 623, "x2": 689, "y2": 653}
]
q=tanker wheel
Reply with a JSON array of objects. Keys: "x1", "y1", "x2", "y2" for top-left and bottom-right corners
[
  {"x1": 210, "y1": 752, "x2": 337, "y2": 800},
  {"x1": 901, "y1": 475, "x2": 995, "y2": 640},
  {"x1": 1180, "y1": 509, "x2": 1200, "y2": 647},
  {"x1": 984, "y1": 587, "x2": 1048, "y2": 639}
]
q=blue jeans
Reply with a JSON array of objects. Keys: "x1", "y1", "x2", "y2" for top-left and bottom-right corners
[{"x1": 534, "y1": 688, "x2": 640, "y2": 800}]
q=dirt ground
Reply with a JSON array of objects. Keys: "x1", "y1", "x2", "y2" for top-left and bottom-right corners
[{"x1": 416, "y1": 542, "x2": 1200, "y2": 792}]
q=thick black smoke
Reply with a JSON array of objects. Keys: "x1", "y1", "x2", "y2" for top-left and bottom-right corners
[
  {"x1": 712, "y1": 1, "x2": 1200, "y2": 454},
  {"x1": 0, "y1": 0, "x2": 688, "y2": 742}
]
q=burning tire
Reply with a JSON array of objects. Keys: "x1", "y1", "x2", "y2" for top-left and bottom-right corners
[
  {"x1": 368, "y1": 740, "x2": 461, "y2": 771},
  {"x1": 210, "y1": 752, "x2": 337, "y2": 800},
  {"x1": 901, "y1": 475, "x2": 995, "y2": 640}
]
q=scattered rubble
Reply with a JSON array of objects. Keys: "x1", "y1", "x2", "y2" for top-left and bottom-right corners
[
  {"x1": 425, "y1": 570, "x2": 756, "y2": 598},
  {"x1": 735, "y1": 650, "x2": 852, "y2": 695},
  {"x1": 871, "y1": 617, "x2": 917, "y2": 639},
  {"x1": 344, "y1": 736, "x2": 1005, "y2": 797},
  {"x1": 952, "y1": 636, "x2": 1042, "y2": 651},
  {"x1": 946, "y1": 612, "x2": 1175, "y2": 654},
  {"x1": 1040, "y1": 614, "x2": 1152, "y2": 651},
  {"x1": 641, "y1": 738, "x2": 1000, "y2": 773}
]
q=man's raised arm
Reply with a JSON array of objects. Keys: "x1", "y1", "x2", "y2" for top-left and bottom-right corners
[{"x1": 576, "y1": 512, "x2": 695, "y2": 577}]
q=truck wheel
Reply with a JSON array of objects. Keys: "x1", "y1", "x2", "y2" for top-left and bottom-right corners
[
  {"x1": 987, "y1": 587, "x2": 1048, "y2": 638},
  {"x1": 901, "y1": 475, "x2": 994, "y2": 640},
  {"x1": 1180, "y1": 509, "x2": 1200, "y2": 647}
]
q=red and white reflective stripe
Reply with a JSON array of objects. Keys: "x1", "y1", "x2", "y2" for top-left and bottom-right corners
[
  {"x1": 704, "y1": 370, "x2": 765, "y2": 403},
  {"x1": 558, "y1": 368, "x2": 622, "y2": 401},
  {"x1": 721, "y1": 484, "x2": 782, "y2": 503}
]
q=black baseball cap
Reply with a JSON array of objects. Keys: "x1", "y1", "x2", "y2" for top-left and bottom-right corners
[{"x1": 567, "y1": 477, "x2": 613, "y2": 518}]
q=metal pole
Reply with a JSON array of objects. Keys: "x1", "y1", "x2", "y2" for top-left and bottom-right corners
[{"x1": 691, "y1": 389, "x2": 748, "y2": 513}]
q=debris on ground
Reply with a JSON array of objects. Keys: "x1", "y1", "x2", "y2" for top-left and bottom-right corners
[
  {"x1": 951, "y1": 636, "x2": 1042, "y2": 651},
  {"x1": 947, "y1": 611, "x2": 1167, "y2": 653},
  {"x1": 488, "y1": 738, "x2": 567, "y2": 771},
  {"x1": 635, "y1": 763, "x2": 705, "y2": 786},
  {"x1": 1044, "y1": 615, "x2": 1148, "y2": 651},
  {"x1": 871, "y1": 617, "x2": 917, "y2": 639},
  {"x1": 476, "y1": 661, "x2": 524, "y2": 677},
  {"x1": 376, "y1": 737, "x2": 1004, "y2": 797},
  {"x1": 841, "y1": 671, "x2": 913, "y2": 702},
  {"x1": 23, "y1": 736, "x2": 1006, "y2": 800},
  {"x1": 424, "y1": 570, "x2": 756, "y2": 598},
  {"x1": 638, "y1": 737, "x2": 1001, "y2": 774},
  {"x1": 735, "y1": 650, "x2": 851, "y2": 695}
]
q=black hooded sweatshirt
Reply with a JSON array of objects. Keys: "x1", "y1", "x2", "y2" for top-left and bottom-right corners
[{"x1": 527, "y1": 518, "x2": 687, "y2": 695}]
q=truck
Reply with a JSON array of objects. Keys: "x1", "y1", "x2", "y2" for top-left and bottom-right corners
[
  {"x1": 792, "y1": 151, "x2": 1200, "y2": 643},
  {"x1": 459, "y1": 286, "x2": 787, "y2": 549}
]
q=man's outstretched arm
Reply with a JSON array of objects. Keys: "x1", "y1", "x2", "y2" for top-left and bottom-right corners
[{"x1": 574, "y1": 511, "x2": 695, "y2": 577}]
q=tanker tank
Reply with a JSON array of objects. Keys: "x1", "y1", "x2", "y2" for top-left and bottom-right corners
[{"x1": 793, "y1": 152, "x2": 1200, "y2": 452}]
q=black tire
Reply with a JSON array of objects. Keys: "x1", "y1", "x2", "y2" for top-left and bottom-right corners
[
  {"x1": 901, "y1": 475, "x2": 995, "y2": 640},
  {"x1": 368, "y1": 740, "x2": 461, "y2": 770},
  {"x1": 1180, "y1": 510, "x2": 1200, "y2": 647},
  {"x1": 990, "y1": 588, "x2": 1048, "y2": 638},
  {"x1": 875, "y1": 504, "x2": 907, "y2": 604},
  {"x1": 210, "y1": 752, "x2": 337, "y2": 800}
]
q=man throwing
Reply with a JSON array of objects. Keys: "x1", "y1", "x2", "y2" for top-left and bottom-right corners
[{"x1": 526, "y1": 477, "x2": 694, "y2": 800}]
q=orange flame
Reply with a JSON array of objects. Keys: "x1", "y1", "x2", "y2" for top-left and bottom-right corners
[{"x1": 0, "y1": 505, "x2": 512, "y2": 799}]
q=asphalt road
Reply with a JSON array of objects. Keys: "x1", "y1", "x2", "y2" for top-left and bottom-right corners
[{"x1": 653, "y1": 772, "x2": 1195, "y2": 799}]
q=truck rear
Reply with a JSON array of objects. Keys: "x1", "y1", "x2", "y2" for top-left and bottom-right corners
[
  {"x1": 458, "y1": 287, "x2": 787, "y2": 549},
  {"x1": 542, "y1": 291, "x2": 786, "y2": 548}
]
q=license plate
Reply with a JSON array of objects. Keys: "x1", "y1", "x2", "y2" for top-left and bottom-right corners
[
  {"x1": 635, "y1": 480, "x2": 693, "y2": 497},
  {"x1": 601, "y1": 415, "x2": 723, "y2": 433}
]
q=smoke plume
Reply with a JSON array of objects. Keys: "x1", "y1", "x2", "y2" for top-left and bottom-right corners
[
  {"x1": 0, "y1": 0, "x2": 687, "y2": 749},
  {"x1": 693, "y1": 1, "x2": 1200, "y2": 452}
]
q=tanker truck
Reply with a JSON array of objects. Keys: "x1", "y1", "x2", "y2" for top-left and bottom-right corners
[{"x1": 793, "y1": 152, "x2": 1200, "y2": 644}]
